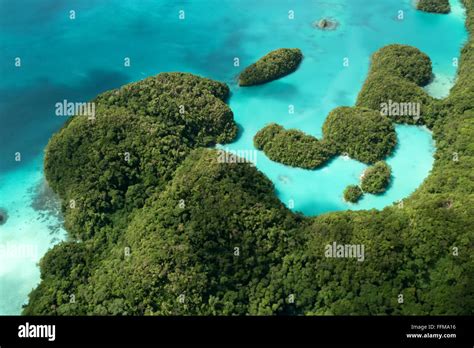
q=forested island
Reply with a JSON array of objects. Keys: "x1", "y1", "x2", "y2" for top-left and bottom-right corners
[
  {"x1": 254, "y1": 123, "x2": 335, "y2": 169},
  {"x1": 360, "y1": 161, "x2": 392, "y2": 194},
  {"x1": 252, "y1": 43, "x2": 438, "y2": 170},
  {"x1": 343, "y1": 161, "x2": 391, "y2": 203},
  {"x1": 254, "y1": 105, "x2": 396, "y2": 169},
  {"x1": 23, "y1": 1, "x2": 474, "y2": 315},
  {"x1": 417, "y1": 0, "x2": 451, "y2": 14},
  {"x1": 239, "y1": 48, "x2": 303, "y2": 86},
  {"x1": 356, "y1": 44, "x2": 440, "y2": 126},
  {"x1": 343, "y1": 185, "x2": 363, "y2": 203}
]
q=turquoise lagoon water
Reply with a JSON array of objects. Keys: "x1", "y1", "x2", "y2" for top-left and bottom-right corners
[{"x1": 0, "y1": 0, "x2": 468, "y2": 314}]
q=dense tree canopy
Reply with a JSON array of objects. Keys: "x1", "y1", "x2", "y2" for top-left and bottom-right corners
[
  {"x1": 254, "y1": 45, "x2": 435, "y2": 170},
  {"x1": 254, "y1": 123, "x2": 335, "y2": 169},
  {"x1": 25, "y1": 148, "x2": 304, "y2": 315},
  {"x1": 239, "y1": 48, "x2": 303, "y2": 86},
  {"x1": 360, "y1": 161, "x2": 392, "y2": 194},
  {"x1": 322, "y1": 107, "x2": 397, "y2": 163},
  {"x1": 355, "y1": 44, "x2": 443, "y2": 127},
  {"x1": 94, "y1": 72, "x2": 237, "y2": 145},
  {"x1": 369, "y1": 44, "x2": 433, "y2": 86},
  {"x1": 343, "y1": 185, "x2": 363, "y2": 203},
  {"x1": 254, "y1": 106, "x2": 396, "y2": 169},
  {"x1": 43, "y1": 73, "x2": 238, "y2": 240},
  {"x1": 417, "y1": 0, "x2": 451, "y2": 14}
]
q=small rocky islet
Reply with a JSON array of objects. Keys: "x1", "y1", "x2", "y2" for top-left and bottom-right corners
[{"x1": 313, "y1": 18, "x2": 339, "y2": 30}]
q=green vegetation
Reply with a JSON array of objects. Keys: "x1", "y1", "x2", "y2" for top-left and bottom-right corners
[
  {"x1": 370, "y1": 44, "x2": 433, "y2": 86},
  {"x1": 360, "y1": 161, "x2": 392, "y2": 194},
  {"x1": 344, "y1": 162, "x2": 392, "y2": 202},
  {"x1": 25, "y1": 148, "x2": 303, "y2": 315},
  {"x1": 254, "y1": 106, "x2": 396, "y2": 169},
  {"x1": 43, "y1": 73, "x2": 237, "y2": 240},
  {"x1": 94, "y1": 72, "x2": 237, "y2": 145},
  {"x1": 356, "y1": 43, "x2": 440, "y2": 126},
  {"x1": 357, "y1": 72, "x2": 435, "y2": 125},
  {"x1": 445, "y1": 0, "x2": 474, "y2": 114},
  {"x1": 254, "y1": 44, "x2": 436, "y2": 169},
  {"x1": 254, "y1": 124, "x2": 335, "y2": 169},
  {"x1": 322, "y1": 107, "x2": 397, "y2": 163},
  {"x1": 24, "y1": 1, "x2": 474, "y2": 316},
  {"x1": 253, "y1": 45, "x2": 437, "y2": 171},
  {"x1": 417, "y1": 0, "x2": 451, "y2": 14},
  {"x1": 254, "y1": 46, "x2": 431, "y2": 169},
  {"x1": 343, "y1": 185, "x2": 363, "y2": 203},
  {"x1": 239, "y1": 48, "x2": 303, "y2": 86}
]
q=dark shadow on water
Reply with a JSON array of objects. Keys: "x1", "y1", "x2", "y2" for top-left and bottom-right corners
[
  {"x1": 237, "y1": 79, "x2": 301, "y2": 101},
  {"x1": 272, "y1": 192, "x2": 343, "y2": 217},
  {"x1": 0, "y1": 207, "x2": 8, "y2": 225},
  {"x1": 229, "y1": 122, "x2": 245, "y2": 143},
  {"x1": 385, "y1": 130, "x2": 403, "y2": 160},
  {"x1": 0, "y1": 0, "x2": 97, "y2": 31},
  {"x1": 333, "y1": 89, "x2": 355, "y2": 106}
]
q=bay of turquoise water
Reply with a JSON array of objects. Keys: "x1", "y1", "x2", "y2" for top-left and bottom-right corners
[{"x1": 0, "y1": 0, "x2": 467, "y2": 314}]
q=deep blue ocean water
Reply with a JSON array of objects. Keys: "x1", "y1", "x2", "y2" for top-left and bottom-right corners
[{"x1": 0, "y1": 0, "x2": 468, "y2": 314}]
